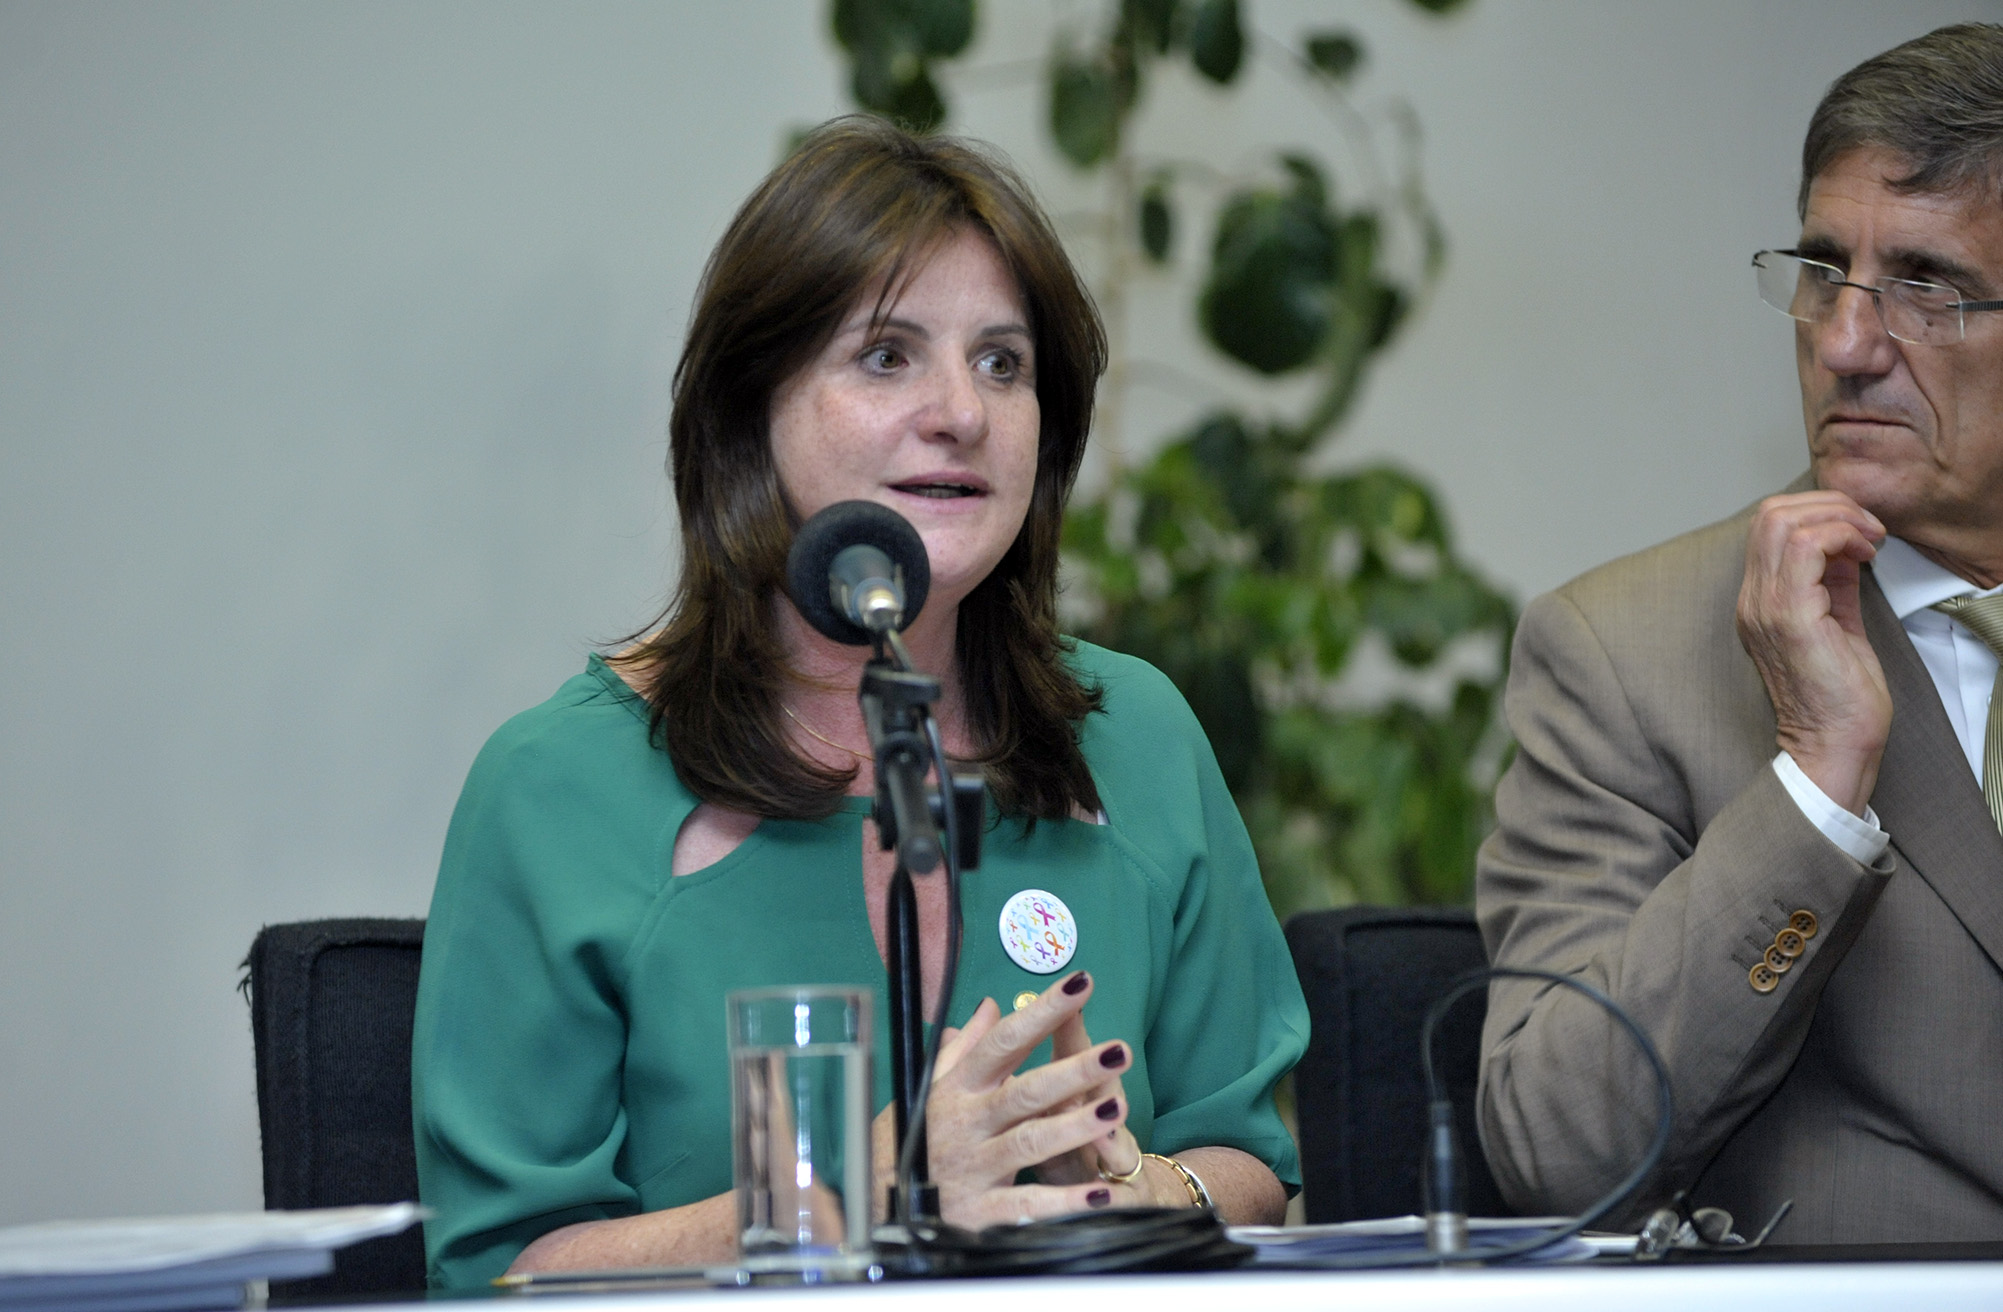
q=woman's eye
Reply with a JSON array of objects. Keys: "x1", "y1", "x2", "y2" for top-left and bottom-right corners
[
  {"x1": 981, "y1": 348, "x2": 1027, "y2": 380},
  {"x1": 863, "y1": 345, "x2": 905, "y2": 372}
]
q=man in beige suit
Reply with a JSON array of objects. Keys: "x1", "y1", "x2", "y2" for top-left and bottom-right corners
[{"x1": 1479, "y1": 24, "x2": 2003, "y2": 1243}]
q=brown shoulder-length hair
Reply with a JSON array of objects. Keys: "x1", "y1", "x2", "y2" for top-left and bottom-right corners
[{"x1": 628, "y1": 116, "x2": 1107, "y2": 821}]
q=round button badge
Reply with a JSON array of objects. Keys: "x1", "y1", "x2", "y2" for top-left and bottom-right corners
[{"x1": 999, "y1": 888, "x2": 1078, "y2": 974}]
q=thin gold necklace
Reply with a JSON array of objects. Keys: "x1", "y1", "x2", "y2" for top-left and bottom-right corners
[{"x1": 782, "y1": 704, "x2": 871, "y2": 762}]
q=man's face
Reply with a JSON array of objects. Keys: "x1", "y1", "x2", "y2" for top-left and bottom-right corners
[{"x1": 1797, "y1": 146, "x2": 2003, "y2": 553}]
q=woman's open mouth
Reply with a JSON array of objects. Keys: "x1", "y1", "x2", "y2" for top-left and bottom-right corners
[{"x1": 892, "y1": 481, "x2": 985, "y2": 499}]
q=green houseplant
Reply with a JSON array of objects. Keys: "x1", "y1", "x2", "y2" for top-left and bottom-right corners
[{"x1": 828, "y1": 0, "x2": 1512, "y2": 916}]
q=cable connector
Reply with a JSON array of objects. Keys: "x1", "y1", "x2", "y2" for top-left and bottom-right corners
[{"x1": 1422, "y1": 1098, "x2": 1468, "y2": 1255}]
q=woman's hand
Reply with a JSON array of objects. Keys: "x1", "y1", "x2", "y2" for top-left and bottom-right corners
[
  {"x1": 901, "y1": 970, "x2": 1145, "y2": 1228},
  {"x1": 1031, "y1": 1002, "x2": 1154, "y2": 1198}
]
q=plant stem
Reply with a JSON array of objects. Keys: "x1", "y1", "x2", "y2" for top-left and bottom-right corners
[{"x1": 1096, "y1": 145, "x2": 1135, "y2": 476}]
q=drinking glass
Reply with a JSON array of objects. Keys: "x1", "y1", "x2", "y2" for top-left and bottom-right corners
[{"x1": 727, "y1": 986, "x2": 873, "y2": 1277}]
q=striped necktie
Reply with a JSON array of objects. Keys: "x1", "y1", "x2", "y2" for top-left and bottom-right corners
[{"x1": 1932, "y1": 593, "x2": 2003, "y2": 830}]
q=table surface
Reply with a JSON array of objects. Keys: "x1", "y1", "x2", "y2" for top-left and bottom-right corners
[{"x1": 315, "y1": 1257, "x2": 2003, "y2": 1312}]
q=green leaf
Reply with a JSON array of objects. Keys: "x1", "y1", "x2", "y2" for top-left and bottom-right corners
[
  {"x1": 1187, "y1": 0, "x2": 1244, "y2": 83},
  {"x1": 832, "y1": 0, "x2": 968, "y2": 129},
  {"x1": 1309, "y1": 591, "x2": 1361, "y2": 672},
  {"x1": 1304, "y1": 30, "x2": 1363, "y2": 81},
  {"x1": 906, "y1": 0, "x2": 976, "y2": 56},
  {"x1": 1138, "y1": 177, "x2": 1174, "y2": 263},
  {"x1": 1177, "y1": 652, "x2": 1264, "y2": 789},
  {"x1": 1279, "y1": 153, "x2": 1328, "y2": 209},
  {"x1": 1050, "y1": 51, "x2": 1123, "y2": 167},
  {"x1": 1364, "y1": 281, "x2": 1408, "y2": 350},
  {"x1": 1122, "y1": 0, "x2": 1183, "y2": 54},
  {"x1": 851, "y1": 59, "x2": 948, "y2": 131},
  {"x1": 830, "y1": 0, "x2": 882, "y2": 53},
  {"x1": 1421, "y1": 207, "x2": 1448, "y2": 279},
  {"x1": 1337, "y1": 210, "x2": 1378, "y2": 277},
  {"x1": 1181, "y1": 413, "x2": 1304, "y2": 566},
  {"x1": 1365, "y1": 566, "x2": 1513, "y2": 666},
  {"x1": 1200, "y1": 186, "x2": 1339, "y2": 374},
  {"x1": 833, "y1": 0, "x2": 975, "y2": 56},
  {"x1": 1060, "y1": 501, "x2": 1110, "y2": 560},
  {"x1": 1185, "y1": 413, "x2": 1260, "y2": 522},
  {"x1": 1328, "y1": 466, "x2": 1447, "y2": 549}
]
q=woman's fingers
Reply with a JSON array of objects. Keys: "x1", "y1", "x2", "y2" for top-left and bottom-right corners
[
  {"x1": 945, "y1": 971, "x2": 1095, "y2": 1089},
  {"x1": 921, "y1": 972, "x2": 1150, "y2": 1230},
  {"x1": 931, "y1": 971, "x2": 1132, "y2": 1145},
  {"x1": 983, "y1": 1081, "x2": 1132, "y2": 1177},
  {"x1": 934, "y1": 1059, "x2": 1134, "y2": 1189},
  {"x1": 1089, "y1": 1124, "x2": 1142, "y2": 1179},
  {"x1": 947, "y1": 1181, "x2": 1132, "y2": 1230},
  {"x1": 989, "y1": 1037, "x2": 1130, "y2": 1130},
  {"x1": 932, "y1": 998, "x2": 1000, "y2": 1081},
  {"x1": 867, "y1": 1101, "x2": 901, "y2": 1223},
  {"x1": 1047, "y1": 1005, "x2": 1122, "y2": 1120},
  {"x1": 1050, "y1": 1004, "x2": 1091, "y2": 1062}
]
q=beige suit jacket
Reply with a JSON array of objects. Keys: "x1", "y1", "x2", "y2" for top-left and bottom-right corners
[{"x1": 1477, "y1": 499, "x2": 2003, "y2": 1242}]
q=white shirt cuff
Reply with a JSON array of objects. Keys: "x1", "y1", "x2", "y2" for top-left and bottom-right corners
[{"x1": 1772, "y1": 752, "x2": 1889, "y2": 865}]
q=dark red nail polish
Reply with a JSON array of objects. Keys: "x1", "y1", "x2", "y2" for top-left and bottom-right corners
[
  {"x1": 1062, "y1": 971, "x2": 1090, "y2": 996},
  {"x1": 1099, "y1": 1043, "x2": 1127, "y2": 1069},
  {"x1": 1096, "y1": 1098, "x2": 1119, "y2": 1121},
  {"x1": 1087, "y1": 1188, "x2": 1112, "y2": 1208}
]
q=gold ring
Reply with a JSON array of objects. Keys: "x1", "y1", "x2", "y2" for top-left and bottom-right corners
[{"x1": 1096, "y1": 1153, "x2": 1144, "y2": 1185}]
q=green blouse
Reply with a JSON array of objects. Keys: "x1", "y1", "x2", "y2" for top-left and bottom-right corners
[{"x1": 413, "y1": 642, "x2": 1307, "y2": 1289}]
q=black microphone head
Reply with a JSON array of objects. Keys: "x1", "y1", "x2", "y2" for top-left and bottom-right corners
[{"x1": 785, "y1": 500, "x2": 931, "y2": 645}]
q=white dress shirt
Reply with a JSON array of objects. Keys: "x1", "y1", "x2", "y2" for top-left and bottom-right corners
[{"x1": 1774, "y1": 535, "x2": 2003, "y2": 862}]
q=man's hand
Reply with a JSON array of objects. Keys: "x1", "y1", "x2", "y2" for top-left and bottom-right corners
[{"x1": 1736, "y1": 490, "x2": 1891, "y2": 815}]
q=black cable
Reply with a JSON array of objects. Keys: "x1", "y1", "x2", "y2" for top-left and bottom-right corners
[
  {"x1": 1421, "y1": 967, "x2": 1673, "y2": 1263},
  {"x1": 1263, "y1": 964, "x2": 1675, "y2": 1270},
  {"x1": 945, "y1": 1208, "x2": 1250, "y2": 1275}
]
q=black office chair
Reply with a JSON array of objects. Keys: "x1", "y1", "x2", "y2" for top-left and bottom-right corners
[
  {"x1": 1284, "y1": 905, "x2": 1510, "y2": 1223},
  {"x1": 242, "y1": 918, "x2": 428, "y2": 1297}
]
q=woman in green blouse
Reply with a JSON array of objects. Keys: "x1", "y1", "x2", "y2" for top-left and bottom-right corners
[{"x1": 412, "y1": 117, "x2": 1308, "y2": 1288}]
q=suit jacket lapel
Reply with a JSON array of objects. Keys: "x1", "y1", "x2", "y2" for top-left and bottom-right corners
[{"x1": 1865, "y1": 570, "x2": 2003, "y2": 971}]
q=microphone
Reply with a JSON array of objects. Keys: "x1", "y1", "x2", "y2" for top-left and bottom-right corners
[{"x1": 786, "y1": 501, "x2": 931, "y2": 646}]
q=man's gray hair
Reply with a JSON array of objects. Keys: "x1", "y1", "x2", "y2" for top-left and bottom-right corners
[{"x1": 1801, "y1": 22, "x2": 2003, "y2": 218}]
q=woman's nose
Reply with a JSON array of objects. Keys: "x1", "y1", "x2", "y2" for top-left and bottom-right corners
[{"x1": 927, "y1": 363, "x2": 988, "y2": 443}]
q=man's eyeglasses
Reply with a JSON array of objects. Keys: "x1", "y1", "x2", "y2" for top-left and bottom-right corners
[{"x1": 1752, "y1": 249, "x2": 2003, "y2": 345}]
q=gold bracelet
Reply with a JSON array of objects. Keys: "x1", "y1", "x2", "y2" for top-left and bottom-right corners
[{"x1": 1144, "y1": 1152, "x2": 1214, "y2": 1210}]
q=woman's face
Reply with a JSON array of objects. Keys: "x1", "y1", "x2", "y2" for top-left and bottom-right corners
[{"x1": 770, "y1": 228, "x2": 1040, "y2": 615}]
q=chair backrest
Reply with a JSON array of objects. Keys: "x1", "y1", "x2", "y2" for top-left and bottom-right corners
[
  {"x1": 243, "y1": 918, "x2": 427, "y2": 1296},
  {"x1": 1284, "y1": 905, "x2": 1508, "y2": 1223}
]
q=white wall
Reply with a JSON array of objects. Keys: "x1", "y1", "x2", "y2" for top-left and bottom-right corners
[{"x1": 2, "y1": 0, "x2": 1996, "y2": 1224}]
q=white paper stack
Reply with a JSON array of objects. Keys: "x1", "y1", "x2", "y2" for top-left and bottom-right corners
[
  {"x1": 1229, "y1": 1215, "x2": 1631, "y2": 1266},
  {"x1": 0, "y1": 1204, "x2": 423, "y2": 1312}
]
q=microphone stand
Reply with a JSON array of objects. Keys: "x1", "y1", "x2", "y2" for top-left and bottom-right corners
[{"x1": 858, "y1": 627, "x2": 983, "y2": 1245}]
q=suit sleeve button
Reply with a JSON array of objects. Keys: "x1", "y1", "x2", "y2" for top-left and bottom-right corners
[
  {"x1": 1750, "y1": 963, "x2": 1780, "y2": 993},
  {"x1": 1774, "y1": 928, "x2": 1806, "y2": 958},
  {"x1": 1789, "y1": 909, "x2": 1819, "y2": 939},
  {"x1": 1763, "y1": 944, "x2": 1794, "y2": 973}
]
